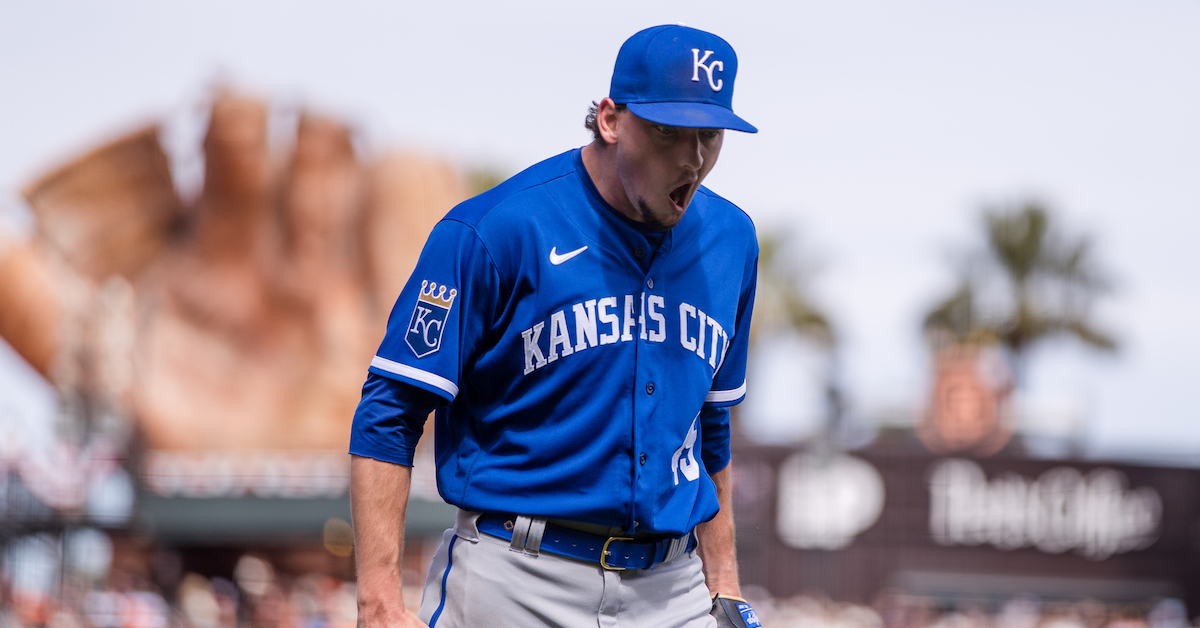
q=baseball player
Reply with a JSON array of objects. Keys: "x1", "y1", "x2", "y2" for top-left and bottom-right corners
[{"x1": 350, "y1": 24, "x2": 762, "y2": 628}]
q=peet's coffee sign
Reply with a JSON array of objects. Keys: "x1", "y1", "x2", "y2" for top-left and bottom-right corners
[
  {"x1": 733, "y1": 444, "x2": 1200, "y2": 609},
  {"x1": 769, "y1": 454, "x2": 1166, "y2": 559},
  {"x1": 929, "y1": 458, "x2": 1162, "y2": 560}
]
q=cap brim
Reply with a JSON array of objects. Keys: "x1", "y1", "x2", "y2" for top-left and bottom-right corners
[{"x1": 627, "y1": 102, "x2": 758, "y2": 133}]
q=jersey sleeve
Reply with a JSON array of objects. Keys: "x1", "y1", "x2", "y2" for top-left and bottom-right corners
[
  {"x1": 348, "y1": 373, "x2": 442, "y2": 466},
  {"x1": 698, "y1": 404, "x2": 732, "y2": 473},
  {"x1": 705, "y1": 255, "x2": 758, "y2": 407},
  {"x1": 368, "y1": 219, "x2": 502, "y2": 403}
]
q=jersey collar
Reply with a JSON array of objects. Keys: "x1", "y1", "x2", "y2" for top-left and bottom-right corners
[{"x1": 571, "y1": 148, "x2": 703, "y2": 257}]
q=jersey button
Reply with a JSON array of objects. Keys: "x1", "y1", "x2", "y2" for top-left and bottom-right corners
[
  {"x1": 645, "y1": 382, "x2": 656, "y2": 395},
  {"x1": 639, "y1": 452, "x2": 647, "y2": 465},
  {"x1": 646, "y1": 278, "x2": 654, "y2": 289},
  {"x1": 635, "y1": 247, "x2": 645, "y2": 259}
]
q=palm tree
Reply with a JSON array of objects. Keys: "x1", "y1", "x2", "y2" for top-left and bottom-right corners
[
  {"x1": 923, "y1": 201, "x2": 1116, "y2": 384},
  {"x1": 752, "y1": 233, "x2": 834, "y2": 348},
  {"x1": 748, "y1": 231, "x2": 840, "y2": 441}
]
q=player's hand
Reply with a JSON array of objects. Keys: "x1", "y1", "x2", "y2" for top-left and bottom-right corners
[{"x1": 710, "y1": 594, "x2": 763, "y2": 628}]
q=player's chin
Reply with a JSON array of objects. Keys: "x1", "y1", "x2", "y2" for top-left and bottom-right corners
[
  {"x1": 654, "y1": 206, "x2": 686, "y2": 230},
  {"x1": 638, "y1": 199, "x2": 684, "y2": 231}
]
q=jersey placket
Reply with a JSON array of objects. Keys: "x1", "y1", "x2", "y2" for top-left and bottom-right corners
[{"x1": 628, "y1": 237, "x2": 668, "y2": 534}]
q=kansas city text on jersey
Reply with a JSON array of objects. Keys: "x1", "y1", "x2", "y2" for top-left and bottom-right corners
[{"x1": 520, "y1": 293, "x2": 730, "y2": 376}]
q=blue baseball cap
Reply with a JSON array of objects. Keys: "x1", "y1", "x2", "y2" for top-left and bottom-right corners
[{"x1": 610, "y1": 24, "x2": 757, "y2": 133}]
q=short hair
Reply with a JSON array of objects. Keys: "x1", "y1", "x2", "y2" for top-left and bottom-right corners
[{"x1": 584, "y1": 101, "x2": 627, "y2": 144}]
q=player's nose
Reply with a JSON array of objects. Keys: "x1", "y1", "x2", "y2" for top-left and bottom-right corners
[{"x1": 676, "y1": 130, "x2": 704, "y2": 171}]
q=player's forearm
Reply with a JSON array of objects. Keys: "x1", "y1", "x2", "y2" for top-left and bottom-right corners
[
  {"x1": 695, "y1": 464, "x2": 741, "y2": 597},
  {"x1": 351, "y1": 455, "x2": 414, "y2": 621}
]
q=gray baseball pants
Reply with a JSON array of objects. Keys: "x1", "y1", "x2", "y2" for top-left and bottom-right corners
[{"x1": 417, "y1": 510, "x2": 718, "y2": 628}]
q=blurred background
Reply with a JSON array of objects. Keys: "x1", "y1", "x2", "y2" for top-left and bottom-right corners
[{"x1": 1, "y1": 1, "x2": 1198, "y2": 627}]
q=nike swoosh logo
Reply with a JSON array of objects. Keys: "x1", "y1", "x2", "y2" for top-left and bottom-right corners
[{"x1": 549, "y1": 245, "x2": 588, "y2": 265}]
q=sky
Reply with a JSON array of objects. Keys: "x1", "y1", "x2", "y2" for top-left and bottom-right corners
[{"x1": 1, "y1": 0, "x2": 1198, "y2": 462}]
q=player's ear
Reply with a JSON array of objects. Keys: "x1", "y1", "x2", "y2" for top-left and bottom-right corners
[{"x1": 596, "y1": 97, "x2": 621, "y2": 146}]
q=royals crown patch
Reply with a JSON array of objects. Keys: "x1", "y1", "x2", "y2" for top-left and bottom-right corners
[{"x1": 405, "y1": 280, "x2": 457, "y2": 358}]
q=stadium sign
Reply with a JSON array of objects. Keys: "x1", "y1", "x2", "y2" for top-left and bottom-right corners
[
  {"x1": 928, "y1": 458, "x2": 1162, "y2": 560},
  {"x1": 776, "y1": 453, "x2": 886, "y2": 550},
  {"x1": 732, "y1": 443, "x2": 1199, "y2": 610}
]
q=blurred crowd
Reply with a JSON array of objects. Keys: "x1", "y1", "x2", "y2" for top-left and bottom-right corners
[
  {"x1": 0, "y1": 549, "x2": 358, "y2": 628},
  {"x1": 2, "y1": 540, "x2": 1195, "y2": 628}
]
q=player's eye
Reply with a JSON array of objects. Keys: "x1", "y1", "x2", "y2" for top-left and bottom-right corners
[
  {"x1": 654, "y1": 124, "x2": 678, "y2": 136},
  {"x1": 700, "y1": 129, "x2": 721, "y2": 141}
]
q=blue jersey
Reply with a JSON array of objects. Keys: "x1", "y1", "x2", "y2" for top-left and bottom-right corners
[{"x1": 350, "y1": 148, "x2": 758, "y2": 536}]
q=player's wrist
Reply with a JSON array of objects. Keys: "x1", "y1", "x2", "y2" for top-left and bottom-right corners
[
  {"x1": 702, "y1": 563, "x2": 742, "y2": 598},
  {"x1": 357, "y1": 584, "x2": 408, "y2": 614},
  {"x1": 707, "y1": 582, "x2": 743, "y2": 599}
]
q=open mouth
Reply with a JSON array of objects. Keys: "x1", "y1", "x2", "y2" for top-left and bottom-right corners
[{"x1": 669, "y1": 183, "x2": 691, "y2": 210}]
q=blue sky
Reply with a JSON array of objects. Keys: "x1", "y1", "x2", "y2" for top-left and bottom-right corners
[{"x1": 1, "y1": 0, "x2": 1198, "y2": 461}]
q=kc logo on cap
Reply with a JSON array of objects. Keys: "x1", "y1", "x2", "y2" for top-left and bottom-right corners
[
  {"x1": 691, "y1": 49, "x2": 724, "y2": 92},
  {"x1": 609, "y1": 24, "x2": 757, "y2": 133}
]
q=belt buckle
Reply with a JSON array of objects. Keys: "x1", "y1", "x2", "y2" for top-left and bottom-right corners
[{"x1": 600, "y1": 536, "x2": 634, "y2": 571}]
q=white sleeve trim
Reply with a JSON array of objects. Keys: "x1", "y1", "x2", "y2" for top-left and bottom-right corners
[
  {"x1": 706, "y1": 381, "x2": 747, "y2": 403},
  {"x1": 370, "y1": 356, "x2": 459, "y2": 399}
]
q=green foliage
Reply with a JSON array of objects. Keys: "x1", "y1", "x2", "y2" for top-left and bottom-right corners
[
  {"x1": 753, "y1": 231, "x2": 834, "y2": 348},
  {"x1": 923, "y1": 202, "x2": 1116, "y2": 379},
  {"x1": 468, "y1": 168, "x2": 508, "y2": 196}
]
